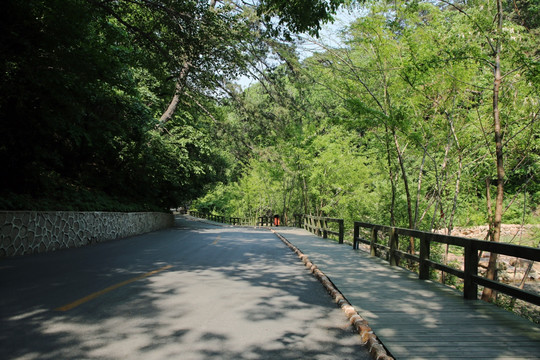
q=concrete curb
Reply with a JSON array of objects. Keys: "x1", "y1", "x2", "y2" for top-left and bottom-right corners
[{"x1": 270, "y1": 228, "x2": 394, "y2": 360}]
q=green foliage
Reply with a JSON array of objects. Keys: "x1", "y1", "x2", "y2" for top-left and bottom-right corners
[
  {"x1": 1, "y1": 0, "x2": 538, "y2": 229},
  {"x1": 197, "y1": 0, "x2": 540, "y2": 235},
  {"x1": 0, "y1": 0, "x2": 231, "y2": 211},
  {"x1": 258, "y1": 0, "x2": 346, "y2": 36}
]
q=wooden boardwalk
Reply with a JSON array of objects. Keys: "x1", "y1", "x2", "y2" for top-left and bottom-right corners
[{"x1": 275, "y1": 227, "x2": 540, "y2": 360}]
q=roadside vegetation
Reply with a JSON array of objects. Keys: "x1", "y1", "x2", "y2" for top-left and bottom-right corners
[{"x1": 195, "y1": 0, "x2": 540, "y2": 233}]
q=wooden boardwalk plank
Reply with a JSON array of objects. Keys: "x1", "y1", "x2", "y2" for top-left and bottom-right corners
[{"x1": 275, "y1": 228, "x2": 540, "y2": 360}]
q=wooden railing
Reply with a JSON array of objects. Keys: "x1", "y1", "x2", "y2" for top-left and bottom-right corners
[
  {"x1": 229, "y1": 217, "x2": 243, "y2": 225},
  {"x1": 302, "y1": 215, "x2": 344, "y2": 244},
  {"x1": 187, "y1": 211, "x2": 272, "y2": 226},
  {"x1": 188, "y1": 211, "x2": 310, "y2": 227},
  {"x1": 188, "y1": 211, "x2": 229, "y2": 224},
  {"x1": 258, "y1": 216, "x2": 274, "y2": 227},
  {"x1": 353, "y1": 221, "x2": 540, "y2": 305},
  {"x1": 186, "y1": 210, "x2": 539, "y2": 306}
]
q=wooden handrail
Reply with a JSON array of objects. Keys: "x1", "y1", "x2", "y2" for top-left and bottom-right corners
[
  {"x1": 353, "y1": 221, "x2": 540, "y2": 305},
  {"x1": 302, "y1": 214, "x2": 344, "y2": 244},
  {"x1": 189, "y1": 211, "x2": 538, "y2": 306}
]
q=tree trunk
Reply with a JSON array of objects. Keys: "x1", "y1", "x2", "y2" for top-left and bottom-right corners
[
  {"x1": 443, "y1": 115, "x2": 463, "y2": 284},
  {"x1": 385, "y1": 126, "x2": 397, "y2": 226},
  {"x1": 158, "y1": 60, "x2": 191, "y2": 126},
  {"x1": 393, "y1": 129, "x2": 415, "y2": 253},
  {"x1": 302, "y1": 176, "x2": 309, "y2": 215},
  {"x1": 443, "y1": 153, "x2": 462, "y2": 284},
  {"x1": 482, "y1": 0, "x2": 504, "y2": 302},
  {"x1": 414, "y1": 146, "x2": 428, "y2": 229},
  {"x1": 158, "y1": 1, "x2": 220, "y2": 126}
]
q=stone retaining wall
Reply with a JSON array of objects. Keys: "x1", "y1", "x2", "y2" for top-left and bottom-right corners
[{"x1": 0, "y1": 211, "x2": 174, "y2": 258}]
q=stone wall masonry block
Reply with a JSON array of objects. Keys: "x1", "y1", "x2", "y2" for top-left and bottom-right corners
[
  {"x1": 0, "y1": 211, "x2": 174, "y2": 258},
  {"x1": 2, "y1": 229, "x2": 12, "y2": 248},
  {"x1": 0, "y1": 213, "x2": 8, "y2": 226}
]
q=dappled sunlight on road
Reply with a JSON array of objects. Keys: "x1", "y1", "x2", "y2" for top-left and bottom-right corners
[{"x1": 1, "y1": 219, "x2": 368, "y2": 359}]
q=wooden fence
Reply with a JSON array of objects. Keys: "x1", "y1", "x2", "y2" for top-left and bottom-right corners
[
  {"x1": 186, "y1": 210, "x2": 539, "y2": 306},
  {"x1": 353, "y1": 221, "x2": 540, "y2": 305},
  {"x1": 187, "y1": 211, "x2": 274, "y2": 226},
  {"x1": 302, "y1": 215, "x2": 344, "y2": 244},
  {"x1": 258, "y1": 216, "x2": 274, "y2": 227}
]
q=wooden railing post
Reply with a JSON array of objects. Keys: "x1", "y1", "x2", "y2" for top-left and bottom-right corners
[
  {"x1": 322, "y1": 218, "x2": 328, "y2": 239},
  {"x1": 353, "y1": 221, "x2": 360, "y2": 250},
  {"x1": 464, "y1": 242, "x2": 479, "y2": 300},
  {"x1": 389, "y1": 227, "x2": 398, "y2": 266},
  {"x1": 370, "y1": 227, "x2": 378, "y2": 257},
  {"x1": 338, "y1": 219, "x2": 344, "y2": 244},
  {"x1": 353, "y1": 222, "x2": 359, "y2": 249},
  {"x1": 419, "y1": 233, "x2": 431, "y2": 280}
]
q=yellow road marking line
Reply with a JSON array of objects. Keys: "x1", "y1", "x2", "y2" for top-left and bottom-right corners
[
  {"x1": 54, "y1": 265, "x2": 173, "y2": 311},
  {"x1": 212, "y1": 235, "x2": 221, "y2": 245}
]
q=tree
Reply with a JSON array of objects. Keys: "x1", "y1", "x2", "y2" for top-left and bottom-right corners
[
  {"x1": 0, "y1": 0, "x2": 231, "y2": 210},
  {"x1": 195, "y1": 1, "x2": 540, "y2": 278},
  {"x1": 1, "y1": 0, "x2": 351, "y2": 211}
]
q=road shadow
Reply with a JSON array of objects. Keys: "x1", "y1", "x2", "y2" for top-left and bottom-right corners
[{"x1": 0, "y1": 217, "x2": 369, "y2": 359}]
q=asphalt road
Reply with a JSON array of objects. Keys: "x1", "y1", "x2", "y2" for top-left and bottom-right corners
[{"x1": 0, "y1": 216, "x2": 369, "y2": 359}]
